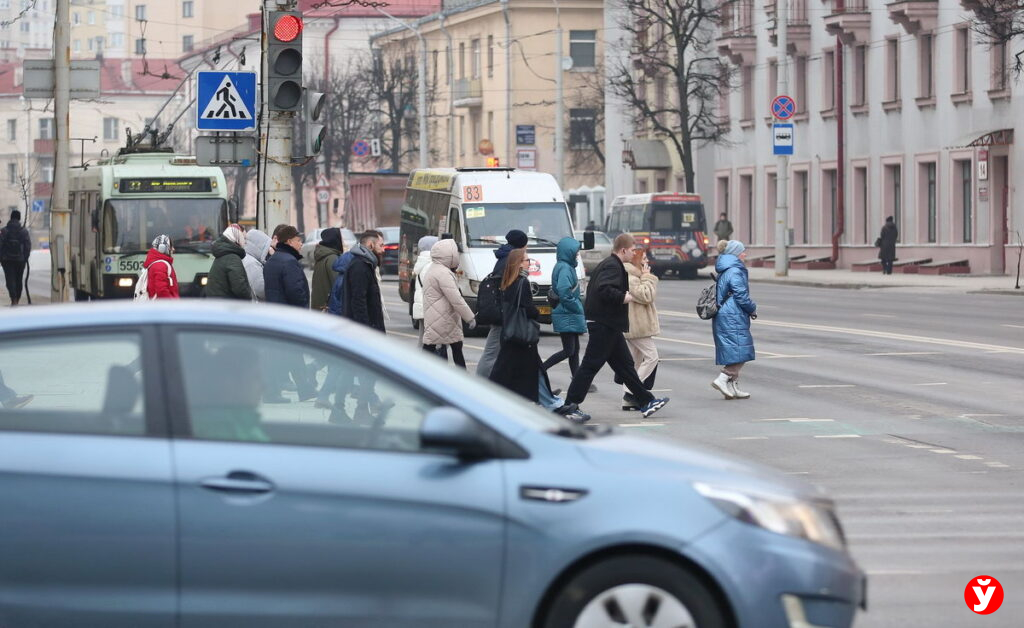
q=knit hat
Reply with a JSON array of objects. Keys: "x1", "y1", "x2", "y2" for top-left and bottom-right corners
[
  {"x1": 151, "y1": 234, "x2": 172, "y2": 255},
  {"x1": 320, "y1": 227, "x2": 343, "y2": 251},
  {"x1": 505, "y1": 229, "x2": 528, "y2": 249},
  {"x1": 417, "y1": 235, "x2": 439, "y2": 253},
  {"x1": 223, "y1": 224, "x2": 247, "y2": 247},
  {"x1": 723, "y1": 240, "x2": 745, "y2": 256}
]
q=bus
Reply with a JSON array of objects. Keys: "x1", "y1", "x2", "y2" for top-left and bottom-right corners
[
  {"x1": 398, "y1": 168, "x2": 583, "y2": 326},
  {"x1": 68, "y1": 150, "x2": 231, "y2": 299},
  {"x1": 604, "y1": 192, "x2": 710, "y2": 278}
]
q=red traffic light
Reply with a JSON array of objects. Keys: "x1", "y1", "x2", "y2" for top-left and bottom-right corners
[{"x1": 273, "y1": 14, "x2": 303, "y2": 42}]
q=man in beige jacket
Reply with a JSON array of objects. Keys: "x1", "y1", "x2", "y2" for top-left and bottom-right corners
[{"x1": 622, "y1": 250, "x2": 660, "y2": 410}]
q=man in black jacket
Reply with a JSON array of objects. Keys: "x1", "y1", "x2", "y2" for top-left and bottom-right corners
[
  {"x1": 0, "y1": 210, "x2": 32, "y2": 306},
  {"x1": 343, "y1": 230, "x2": 386, "y2": 332},
  {"x1": 264, "y1": 225, "x2": 310, "y2": 307},
  {"x1": 565, "y1": 233, "x2": 669, "y2": 419}
]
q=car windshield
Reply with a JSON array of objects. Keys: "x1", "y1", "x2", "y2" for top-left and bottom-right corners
[
  {"x1": 102, "y1": 198, "x2": 226, "y2": 255},
  {"x1": 464, "y1": 202, "x2": 572, "y2": 248}
]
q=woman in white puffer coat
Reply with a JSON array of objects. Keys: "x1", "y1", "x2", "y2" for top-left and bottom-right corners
[
  {"x1": 422, "y1": 238, "x2": 475, "y2": 368},
  {"x1": 411, "y1": 235, "x2": 438, "y2": 337}
]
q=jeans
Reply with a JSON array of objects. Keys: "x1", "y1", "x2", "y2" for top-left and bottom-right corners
[
  {"x1": 475, "y1": 325, "x2": 502, "y2": 378},
  {"x1": 567, "y1": 322, "x2": 655, "y2": 408},
  {"x1": 538, "y1": 377, "x2": 564, "y2": 410},
  {"x1": 2, "y1": 261, "x2": 25, "y2": 304},
  {"x1": 542, "y1": 332, "x2": 581, "y2": 376}
]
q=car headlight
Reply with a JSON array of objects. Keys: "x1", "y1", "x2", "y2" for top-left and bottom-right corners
[
  {"x1": 468, "y1": 280, "x2": 480, "y2": 295},
  {"x1": 694, "y1": 483, "x2": 845, "y2": 551}
]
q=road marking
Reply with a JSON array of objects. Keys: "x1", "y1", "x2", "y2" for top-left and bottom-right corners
[
  {"x1": 867, "y1": 351, "x2": 942, "y2": 356},
  {"x1": 761, "y1": 354, "x2": 816, "y2": 359},
  {"x1": 386, "y1": 330, "x2": 486, "y2": 351},
  {"x1": 914, "y1": 382, "x2": 948, "y2": 386},
  {"x1": 730, "y1": 436, "x2": 768, "y2": 440},
  {"x1": 815, "y1": 434, "x2": 861, "y2": 438},
  {"x1": 961, "y1": 414, "x2": 1006, "y2": 418},
  {"x1": 619, "y1": 423, "x2": 665, "y2": 427},
  {"x1": 755, "y1": 418, "x2": 834, "y2": 423},
  {"x1": 785, "y1": 471, "x2": 811, "y2": 475},
  {"x1": 798, "y1": 384, "x2": 856, "y2": 388},
  {"x1": 655, "y1": 335, "x2": 789, "y2": 358},
  {"x1": 1002, "y1": 324, "x2": 1024, "y2": 329},
  {"x1": 956, "y1": 455, "x2": 984, "y2": 460},
  {"x1": 986, "y1": 462, "x2": 1011, "y2": 468},
  {"x1": 659, "y1": 357, "x2": 710, "y2": 361},
  {"x1": 929, "y1": 449, "x2": 957, "y2": 454},
  {"x1": 862, "y1": 313, "x2": 896, "y2": 318}
]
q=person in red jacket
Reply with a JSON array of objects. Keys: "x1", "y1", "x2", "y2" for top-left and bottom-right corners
[{"x1": 144, "y1": 234, "x2": 179, "y2": 299}]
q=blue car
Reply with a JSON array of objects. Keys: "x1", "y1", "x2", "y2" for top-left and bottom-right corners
[{"x1": 0, "y1": 303, "x2": 864, "y2": 628}]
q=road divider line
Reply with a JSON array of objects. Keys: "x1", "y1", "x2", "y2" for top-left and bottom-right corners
[
  {"x1": 619, "y1": 423, "x2": 665, "y2": 428},
  {"x1": 929, "y1": 449, "x2": 957, "y2": 454},
  {"x1": 867, "y1": 352, "x2": 942, "y2": 356},
  {"x1": 386, "y1": 330, "x2": 485, "y2": 352},
  {"x1": 1002, "y1": 324, "x2": 1024, "y2": 329},
  {"x1": 955, "y1": 455, "x2": 983, "y2": 460},
  {"x1": 654, "y1": 335, "x2": 788, "y2": 357},
  {"x1": 798, "y1": 384, "x2": 856, "y2": 388},
  {"x1": 756, "y1": 418, "x2": 835, "y2": 423},
  {"x1": 814, "y1": 434, "x2": 861, "y2": 438},
  {"x1": 730, "y1": 436, "x2": 768, "y2": 440},
  {"x1": 861, "y1": 313, "x2": 896, "y2": 318},
  {"x1": 914, "y1": 382, "x2": 948, "y2": 386}
]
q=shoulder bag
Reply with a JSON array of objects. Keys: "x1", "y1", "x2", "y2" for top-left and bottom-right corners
[{"x1": 502, "y1": 279, "x2": 541, "y2": 347}]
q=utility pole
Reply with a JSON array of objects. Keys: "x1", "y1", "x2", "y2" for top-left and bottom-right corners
[
  {"x1": 375, "y1": 7, "x2": 427, "y2": 169},
  {"x1": 553, "y1": 1, "x2": 564, "y2": 189},
  {"x1": 259, "y1": 0, "x2": 296, "y2": 232},
  {"x1": 439, "y1": 15, "x2": 455, "y2": 164},
  {"x1": 50, "y1": 0, "x2": 71, "y2": 302},
  {"x1": 773, "y1": 0, "x2": 790, "y2": 276}
]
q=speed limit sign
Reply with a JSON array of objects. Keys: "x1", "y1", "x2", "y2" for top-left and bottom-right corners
[{"x1": 316, "y1": 189, "x2": 330, "y2": 203}]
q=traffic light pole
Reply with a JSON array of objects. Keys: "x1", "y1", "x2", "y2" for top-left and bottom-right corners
[
  {"x1": 50, "y1": 0, "x2": 71, "y2": 303},
  {"x1": 259, "y1": 0, "x2": 295, "y2": 233}
]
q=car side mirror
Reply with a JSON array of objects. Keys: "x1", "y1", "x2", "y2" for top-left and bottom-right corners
[
  {"x1": 420, "y1": 407, "x2": 494, "y2": 461},
  {"x1": 581, "y1": 230, "x2": 595, "y2": 251}
]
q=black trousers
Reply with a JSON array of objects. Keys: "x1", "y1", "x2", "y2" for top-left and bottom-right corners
[
  {"x1": 2, "y1": 261, "x2": 25, "y2": 303},
  {"x1": 541, "y1": 332, "x2": 581, "y2": 376},
  {"x1": 880, "y1": 259, "x2": 894, "y2": 274},
  {"x1": 423, "y1": 341, "x2": 467, "y2": 369},
  {"x1": 566, "y1": 322, "x2": 654, "y2": 407}
]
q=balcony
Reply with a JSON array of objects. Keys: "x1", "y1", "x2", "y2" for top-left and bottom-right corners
[
  {"x1": 453, "y1": 78, "x2": 482, "y2": 108},
  {"x1": 823, "y1": 0, "x2": 871, "y2": 44},
  {"x1": 887, "y1": 0, "x2": 939, "y2": 34},
  {"x1": 717, "y1": 0, "x2": 757, "y2": 64},
  {"x1": 765, "y1": 0, "x2": 811, "y2": 55}
]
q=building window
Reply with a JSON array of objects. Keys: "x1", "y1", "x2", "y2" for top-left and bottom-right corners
[
  {"x1": 458, "y1": 116, "x2": 465, "y2": 155},
  {"x1": 954, "y1": 26, "x2": 971, "y2": 94},
  {"x1": 767, "y1": 59, "x2": 778, "y2": 101},
  {"x1": 991, "y1": 41, "x2": 1009, "y2": 91},
  {"x1": 921, "y1": 161, "x2": 937, "y2": 242},
  {"x1": 796, "y1": 170, "x2": 809, "y2": 243},
  {"x1": 6, "y1": 119, "x2": 15, "y2": 141},
  {"x1": 103, "y1": 117, "x2": 118, "y2": 141},
  {"x1": 182, "y1": 35, "x2": 193, "y2": 52},
  {"x1": 569, "y1": 109, "x2": 597, "y2": 150},
  {"x1": 654, "y1": 76, "x2": 667, "y2": 127},
  {"x1": 822, "y1": 50, "x2": 835, "y2": 112},
  {"x1": 471, "y1": 38, "x2": 480, "y2": 79},
  {"x1": 487, "y1": 111, "x2": 494, "y2": 144},
  {"x1": 823, "y1": 168, "x2": 837, "y2": 238},
  {"x1": 955, "y1": 159, "x2": 972, "y2": 242},
  {"x1": 73, "y1": 39, "x2": 81, "y2": 53},
  {"x1": 431, "y1": 49, "x2": 439, "y2": 83},
  {"x1": 918, "y1": 33, "x2": 934, "y2": 99},
  {"x1": 765, "y1": 172, "x2": 777, "y2": 245},
  {"x1": 458, "y1": 42, "x2": 465, "y2": 79},
  {"x1": 885, "y1": 38, "x2": 900, "y2": 102},
  {"x1": 183, "y1": 0, "x2": 194, "y2": 18},
  {"x1": 7, "y1": 162, "x2": 16, "y2": 185},
  {"x1": 135, "y1": 4, "x2": 146, "y2": 21},
  {"x1": 795, "y1": 55, "x2": 807, "y2": 114},
  {"x1": 741, "y1": 65, "x2": 754, "y2": 121},
  {"x1": 39, "y1": 157, "x2": 53, "y2": 183},
  {"x1": 87, "y1": 10, "x2": 94, "y2": 24},
  {"x1": 569, "y1": 30, "x2": 596, "y2": 68},
  {"x1": 109, "y1": 5, "x2": 123, "y2": 18},
  {"x1": 853, "y1": 45, "x2": 867, "y2": 106},
  {"x1": 111, "y1": 32, "x2": 124, "y2": 49},
  {"x1": 884, "y1": 164, "x2": 902, "y2": 239},
  {"x1": 487, "y1": 35, "x2": 494, "y2": 77},
  {"x1": 72, "y1": 11, "x2": 79, "y2": 25},
  {"x1": 135, "y1": 38, "x2": 146, "y2": 55},
  {"x1": 38, "y1": 118, "x2": 53, "y2": 140},
  {"x1": 740, "y1": 174, "x2": 753, "y2": 242},
  {"x1": 854, "y1": 166, "x2": 868, "y2": 243}
]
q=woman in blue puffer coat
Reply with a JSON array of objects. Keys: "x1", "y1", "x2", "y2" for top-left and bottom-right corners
[
  {"x1": 711, "y1": 240, "x2": 757, "y2": 400},
  {"x1": 542, "y1": 237, "x2": 587, "y2": 380}
]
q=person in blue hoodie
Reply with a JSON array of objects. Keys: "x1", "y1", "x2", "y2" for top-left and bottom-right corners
[
  {"x1": 475, "y1": 229, "x2": 528, "y2": 378},
  {"x1": 711, "y1": 239, "x2": 757, "y2": 400},
  {"x1": 542, "y1": 237, "x2": 587, "y2": 380}
]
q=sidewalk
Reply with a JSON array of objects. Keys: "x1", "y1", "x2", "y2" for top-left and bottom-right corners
[{"x1": 699, "y1": 265, "x2": 1024, "y2": 295}]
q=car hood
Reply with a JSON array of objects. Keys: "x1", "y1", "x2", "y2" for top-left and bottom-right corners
[{"x1": 577, "y1": 432, "x2": 829, "y2": 502}]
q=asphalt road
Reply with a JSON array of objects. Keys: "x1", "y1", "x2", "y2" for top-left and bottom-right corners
[{"x1": 380, "y1": 275, "x2": 1024, "y2": 628}]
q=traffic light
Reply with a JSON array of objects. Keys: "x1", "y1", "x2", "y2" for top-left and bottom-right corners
[
  {"x1": 304, "y1": 89, "x2": 326, "y2": 156},
  {"x1": 486, "y1": 157, "x2": 500, "y2": 167},
  {"x1": 267, "y1": 11, "x2": 303, "y2": 111}
]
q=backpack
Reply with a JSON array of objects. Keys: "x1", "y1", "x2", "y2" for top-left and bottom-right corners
[
  {"x1": 327, "y1": 252, "x2": 355, "y2": 315},
  {"x1": 696, "y1": 272, "x2": 728, "y2": 320},
  {"x1": 0, "y1": 226, "x2": 24, "y2": 262},
  {"x1": 134, "y1": 260, "x2": 172, "y2": 301},
  {"x1": 474, "y1": 272, "x2": 503, "y2": 326}
]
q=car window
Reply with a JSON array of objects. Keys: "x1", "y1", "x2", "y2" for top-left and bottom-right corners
[
  {"x1": 176, "y1": 331, "x2": 441, "y2": 453},
  {"x1": 0, "y1": 332, "x2": 146, "y2": 436}
]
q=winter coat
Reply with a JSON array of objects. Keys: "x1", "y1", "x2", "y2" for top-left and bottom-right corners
[
  {"x1": 0, "y1": 219, "x2": 31, "y2": 262},
  {"x1": 311, "y1": 244, "x2": 343, "y2": 311},
  {"x1": 714, "y1": 219, "x2": 734, "y2": 241},
  {"x1": 422, "y1": 239, "x2": 475, "y2": 345},
  {"x1": 712, "y1": 254, "x2": 757, "y2": 365},
  {"x1": 489, "y1": 275, "x2": 543, "y2": 402},
  {"x1": 242, "y1": 230, "x2": 272, "y2": 302},
  {"x1": 584, "y1": 254, "x2": 630, "y2": 333},
  {"x1": 206, "y1": 235, "x2": 252, "y2": 300},
  {"x1": 623, "y1": 262, "x2": 659, "y2": 339},
  {"x1": 878, "y1": 223, "x2": 898, "y2": 262},
  {"x1": 344, "y1": 244, "x2": 385, "y2": 331},
  {"x1": 411, "y1": 250, "x2": 432, "y2": 321},
  {"x1": 264, "y1": 242, "x2": 310, "y2": 308},
  {"x1": 550, "y1": 237, "x2": 586, "y2": 334},
  {"x1": 143, "y1": 249, "x2": 179, "y2": 299}
]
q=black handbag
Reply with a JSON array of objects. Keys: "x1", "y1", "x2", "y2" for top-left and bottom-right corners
[
  {"x1": 501, "y1": 280, "x2": 540, "y2": 347},
  {"x1": 546, "y1": 287, "x2": 560, "y2": 307}
]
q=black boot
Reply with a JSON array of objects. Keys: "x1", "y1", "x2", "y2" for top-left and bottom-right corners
[{"x1": 622, "y1": 393, "x2": 640, "y2": 411}]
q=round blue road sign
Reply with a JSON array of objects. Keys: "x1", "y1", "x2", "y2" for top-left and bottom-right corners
[
  {"x1": 352, "y1": 140, "x2": 370, "y2": 157},
  {"x1": 771, "y1": 95, "x2": 796, "y2": 120}
]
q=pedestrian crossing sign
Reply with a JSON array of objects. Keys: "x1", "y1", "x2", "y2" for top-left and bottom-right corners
[{"x1": 196, "y1": 71, "x2": 257, "y2": 132}]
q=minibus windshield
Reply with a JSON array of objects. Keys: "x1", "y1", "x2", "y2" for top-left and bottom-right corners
[{"x1": 463, "y1": 202, "x2": 573, "y2": 248}]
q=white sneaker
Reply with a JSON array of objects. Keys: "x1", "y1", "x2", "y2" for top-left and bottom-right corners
[
  {"x1": 729, "y1": 380, "x2": 750, "y2": 399},
  {"x1": 711, "y1": 373, "x2": 735, "y2": 400}
]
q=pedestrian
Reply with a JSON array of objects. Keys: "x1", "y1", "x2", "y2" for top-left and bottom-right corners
[
  {"x1": 143, "y1": 234, "x2": 179, "y2": 299},
  {"x1": 622, "y1": 248, "x2": 660, "y2": 410},
  {"x1": 311, "y1": 227, "x2": 344, "y2": 311},
  {"x1": 585, "y1": 219, "x2": 597, "y2": 231},
  {"x1": 710, "y1": 239, "x2": 757, "y2": 400},
  {"x1": 411, "y1": 235, "x2": 439, "y2": 337},
  {"x1": 0, "y1": 209, "x2": 32, "y2": 306},
  {"x1": 205, "y1": 224, "x2": 252, "y2": 300},
  {"x1": 421, "y1": 238, "x2": 476, "y2": 368},
  {"x1": 564, "y1": 233, "x2": 669, "y2": 419},
  {"x1": 713, "y1": 212, "x2": 734, "y2": 244},
  {"x1": 542, "y1": 237, "x2": 586, "y2": 381},
  {"x1": 475, "y1": 228, "x2": 528, "y2": 378},
  {"x1": 876, "y1": 216, "x2": 898, "y2": 275},
  {"x1": 340, "y1": 230, "x2": 386, "y2": 331},
  {"x1": 264, "y1": 225, "x2": 309, "y2": 308},
  {"x1": 242, "y1": 229, "x2": 273, "y2": 302},
  {"x1": 489, "y1": 248, "x2": 545, "y2": 401}
]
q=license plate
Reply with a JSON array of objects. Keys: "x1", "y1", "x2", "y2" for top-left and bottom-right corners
[{"x1": 538, "y1": 306, "x2": 551, "y2": 315}]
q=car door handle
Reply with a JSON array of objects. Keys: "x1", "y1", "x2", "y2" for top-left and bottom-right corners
[{"x1": 199, "y1": 471, "x2": 275, "y2": 495}]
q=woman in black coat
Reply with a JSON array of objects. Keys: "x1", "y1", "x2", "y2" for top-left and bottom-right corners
[
  {"x1": 489, "y1": 248, "x2": 543, "y2": 402},
  {"x1": 877, "y1": 216, "x2": 899, "y2": 275}
]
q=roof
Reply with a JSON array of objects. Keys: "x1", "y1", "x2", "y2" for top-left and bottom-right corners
[
  {"x1": 622, "y1": 140, "x2": 673, "y2": 170},
  {"x1": 0, "y1": 57, "x2": 185, "y2": 96}
]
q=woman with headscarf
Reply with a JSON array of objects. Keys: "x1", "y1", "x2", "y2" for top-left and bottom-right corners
[
  {"x1": 711, "y1": 239, "x2": 757, "y2": 400},
  {"x1": 206, "y1": 224, "x2": 252, "y2": 300},
  {"x1": 421, "y1": 239, "x2": 476, "y2": 368},
  {"x1": 311, "y1": 227, "x2": 344, "y2": 311},
  {"x1": 411, "y1": 235, "x2": 439, "y2": 335},
  {"x1": 143, "y1": 234, "x2": 179, "y2": 299}
]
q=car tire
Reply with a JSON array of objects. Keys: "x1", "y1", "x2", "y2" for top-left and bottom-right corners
[{"x1": 541, "y1": 555, "x2": 728, "y2": 628}]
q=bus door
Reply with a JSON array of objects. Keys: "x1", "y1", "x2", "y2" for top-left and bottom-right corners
[{"x1": 84, "y1": 192, "x2": 100, "y2": 294}]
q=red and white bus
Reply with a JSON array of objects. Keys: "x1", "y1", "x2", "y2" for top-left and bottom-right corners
[{"x1": 604, "y1": 193, "x2": 710, "y2": 278}]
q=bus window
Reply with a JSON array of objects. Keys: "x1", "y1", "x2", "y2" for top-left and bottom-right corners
[
  {"x1": 103, "y1": 198, "x2": 225, "y2": 254},
  {"x1": 652, "y1": 206, "x2": 675, "y2": 231},
  {"x1": 447, "y1": 207, "x2": 464, "y2": 248},
  {"x1": 629, "y1": 206, "x2": 646, "y2": 231}
]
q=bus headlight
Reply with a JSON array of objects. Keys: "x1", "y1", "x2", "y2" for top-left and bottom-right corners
[
  {"x1": 468, "y1": 280, "x2": 480, "y2": 295},
  {"x1": 117, "y1": 277, "x2": 134, "y2": 288}
]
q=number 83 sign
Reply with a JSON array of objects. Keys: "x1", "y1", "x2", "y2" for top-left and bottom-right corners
[{"x1": 463, "y1": 185, "x2": 483, "y2": 202}]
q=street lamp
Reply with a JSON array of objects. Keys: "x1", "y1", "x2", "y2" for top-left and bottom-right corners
[{"x1": 376, "y1": 8, "x2": 428, "y2": 170}]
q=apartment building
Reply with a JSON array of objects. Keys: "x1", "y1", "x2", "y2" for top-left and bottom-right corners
[{"x1": 714, "y1": 0, "x2": 1023, "y2": 274}]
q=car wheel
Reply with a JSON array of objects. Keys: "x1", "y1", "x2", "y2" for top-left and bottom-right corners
[{"x1": 542, "y1": 556, "x2": 728, "y2": 628}]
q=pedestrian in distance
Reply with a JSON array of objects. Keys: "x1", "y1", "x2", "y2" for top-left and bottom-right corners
[
  {"x1": 876, "y1": 216, "x2": 899, "y2": 275},
  {"x1": 310, "y1": 227, "x2": 344, "y2": 311},
  {"x1": 585, "y1": 219, "x2": 597, "y2": 231},
  {"x1": 542, "y1": 237, "x2": 587, "y2": 382},
  {"x1": 205, "y1": 224, "x2": 252, "y2": 300},
  {"x1": 411, "y1": 235, "x2": 439, "y2": 336},
  {"x1": 711, "y1": 240, "x2": 757, "y2": 400},
  {"x1": 713, "y1": 213, "x2": 734, "y2": 244},
  {"x1": 421, "y1": 238, "x2": 476, "y2": 368},
  {"x1": 489, "y1": 248, "x2": 546, "y2": 402},
  {"x1": 143, "y1": 235, "x2": 179, "y2": 299},
  {"x1": 0, "y1": 209, "x2": 32, "y2": 306},
  {"x1": 475, "y1": 228, "x2": 529, "y2": 378},
  {"x1": 264, "y1": 225, "x2": 310, "y2": 308},
  {"x1": 339, "y1": 230, "x2": 386, "y2": 332},
  {"x1": 242, "y1": 229, "x2": 273, "y2": 302},
  {"x1": 622, "y1": 247, "x2": 660, "y2": 410},
  {"x1": 564, "y1": 233, "x2": 669, "y2": 419}
]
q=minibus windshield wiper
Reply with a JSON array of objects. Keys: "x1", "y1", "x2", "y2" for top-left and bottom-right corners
[
  {"x1": 527, "y1": 236, "x2": 560, "y2": 247},
  {"x1": 468, "y1": 237, "x2": 501, "y2": 245}
]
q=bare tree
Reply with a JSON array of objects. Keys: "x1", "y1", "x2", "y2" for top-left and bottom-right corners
[
  {"x1": 568, "y1": 67, "x2": 606, "y2": 178},
  {"x1": 368, "y1": 44, "x2": 423, "y2": 173},
  {"x1": 969, "y1": 0, "x2": 1024, "y2": 76},
  {"x1": 607, "y1": 0, "x2": 733, "y2": 192}
]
